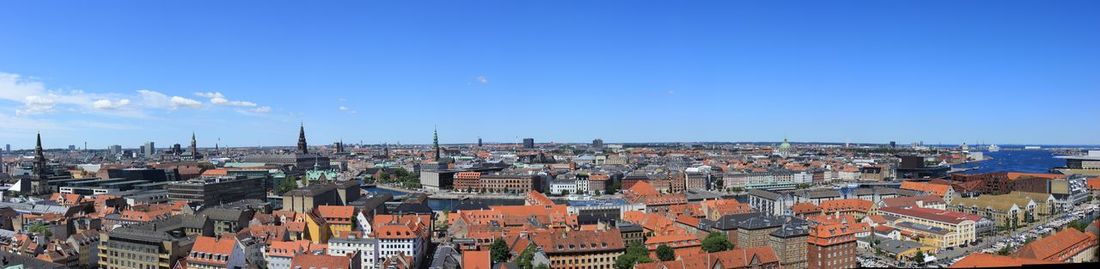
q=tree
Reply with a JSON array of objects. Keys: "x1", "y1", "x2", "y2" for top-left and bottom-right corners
[
  {"x1": 517, "y1": 244, "x2": 537, "y2": 269},
  {"x1": 276, "y1": 177, "x2": 299, "y2": 194},
  {"x1": 490, "y1": 238, "x2": 511, "y2": 263},
  {"x1": 535, "y1": 264, "x2": 550, "y2": 269},
  {"x1": 615, "y1": 242, "x2": 651, "y2": 269},
  {"x1": 656, "y1": 244, "x2": 675, "y2": 261},
  {"x1": 27, "y1": 223, "x2": 51, "y2": 238},
  {"x1": 996, "y1": 246, "x2": 1011, "y2": 256},
  {"x1": 701, "y1": 232, "x2": 733, "y2": 252},
  {"x1": 912, "y1": 251, "x2": 925, "y2": 263}
]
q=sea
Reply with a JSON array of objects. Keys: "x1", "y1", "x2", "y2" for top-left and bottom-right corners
[{"x1": 951, "y1": 149, "x2": 1065, "y2": 174}]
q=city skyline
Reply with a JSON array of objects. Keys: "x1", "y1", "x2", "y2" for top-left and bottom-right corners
[{"x1": 3, "y1": 0, "x2": 1100, "y2": 148}]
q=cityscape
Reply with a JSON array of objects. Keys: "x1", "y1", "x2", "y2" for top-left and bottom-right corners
[{"x1": 2, "y1": 1, "x2": 1100, "y2": 269}]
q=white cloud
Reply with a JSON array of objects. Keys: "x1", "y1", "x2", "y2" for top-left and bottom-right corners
[
  {"x1": 92, "y1": 99, "x2": 131, "y2": 110},
  {"x1": 170, "y1": 96, "x2": 202, "y2": 108},
  {"x1": 138, "y1": 89, "x2": 203, "y2": 110},
  {"x1": 476, "y1": 75, "x2": 489, "y2": 85},
  {"x1": 249, "y1": 106, "x2": 271, "y2": 113},
  {"x1": 196, "y1": 91, "x2": 258, "y2": 107},
  {"x1": 337, "y1": 105, "x2": 357, "y2": 114}
]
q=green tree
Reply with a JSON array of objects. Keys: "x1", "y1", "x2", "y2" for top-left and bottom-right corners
[
  {"x1": 490, "y1": 238, "x2": 511, "y2": 263},
  {"x1": 912, "y1": 251, "x2": 925, "y2": 263},
  {"x1": 615, "y1": 242, "x2": 651, "y2": 269},
  {"x1": 701, "y1": 232, "x2": 733, "y2": 252},
  {"x1": 517, "y1": 244, "x2": 537, "y2": 269},
  {"x1": 27, "y1": 223, "x2": 51, "y2": 238},
  {"x1": 996, "y1": 246, "x2": 1011, "y2": 256},
  {"x1": 276, "y1": 177, "x2": 299, "y2": 194},
  {"x1": 534, "y1": 264, "x2": 550, "y2": 269},
  {"x1": 656, "y1": 244, "x2": 675, "y2": 261}
]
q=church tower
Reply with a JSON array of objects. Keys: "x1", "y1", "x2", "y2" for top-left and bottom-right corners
[
  {"x1": 433, "y1": 128, "x2": 441, "y2": 161},
  {"x1": 31, "y1": 133, "x2": 51, "y2": 195},
  {"x1": 297, "y1": 123, "x2": 308, "y2": 154},
  {"x1": 190, "y1": 132, "x2": 199, "y2": 157}
]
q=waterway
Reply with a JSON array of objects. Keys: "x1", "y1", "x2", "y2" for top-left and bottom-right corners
[{"x1": 951, "y1": 149, "x2": 1064, "y2": 174}]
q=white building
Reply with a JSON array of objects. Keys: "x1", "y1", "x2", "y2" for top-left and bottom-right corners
[
  {"x1": 329, "y1": 234, "x2": 379, "y2": 269},
  {"x1": 549, "y1": 180, "x2": 577, "y2": 195}
]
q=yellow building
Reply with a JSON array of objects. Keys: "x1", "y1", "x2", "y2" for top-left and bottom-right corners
[
  {"x1": 304, "y1": 212, "x2": 331, "y2": 244},
  {"x1": 878, "y1": 206, "x2": 978, "y2": 248},
  {"x1": 316, "y1": 205, "x2": 356, "y2": 238},
  {"x1": 949, "y1": 191, "x2": 1056, "y2": 231}
]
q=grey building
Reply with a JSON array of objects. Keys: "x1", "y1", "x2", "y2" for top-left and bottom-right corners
[
  {"x1": 523, "y1": 138, "x2": 534, "y2": 148},
  {"x1": 143, "y1": 141, "x2": 155, "y2": 156},
  {"x1": 166, "y1": 175, "x2": 267, "y2": 206}
]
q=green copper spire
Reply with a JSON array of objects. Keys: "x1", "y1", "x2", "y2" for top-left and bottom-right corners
[{"x1": 433, "y1": 127, "x2": 440, "y2": 160}]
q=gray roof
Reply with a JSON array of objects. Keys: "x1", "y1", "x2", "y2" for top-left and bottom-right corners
[
  {"x1": 769, "y1": 223, "x2": 809, "y2": 238},
  {"x1": 712, "y1": 212, "x2": 764, "y2": 230},
  {"x1": 878, "y1": 238, "x2": 925, "y2": 256},
  {"x1": 199, "y1": 207, "x2": 251, "y2": 222},
  {"x1": 794, "y1": 189, "x2": 842, "y2": 199},
  {"x1": 747, "y1": 189, "x2": 780, "y2": 200},
  {"x1": 0, "y1": 252, "x2": 66, "y2": 269}
]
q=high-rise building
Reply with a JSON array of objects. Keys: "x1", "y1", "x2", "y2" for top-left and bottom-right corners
[
  {"x1": 143, "y1": 141, "x2": 155, "y2": 156},
  {"x1": 109, "y1": 145, "x2": 122, "y2": 155},
  {"x1": 477, "y1": 137, "x2": 482, "y2": 147},
  {"x1": 68, "y1": 145, "x2": 76, "y2": 150},
  {"x1": 592, "y1": 138, "x2": 604, "y2": 148},
  {"x1": 523, "y1": 138, "x2": 535, "y2": 148},
  {"x1": 5, "y1": 144, "x2": 10, "y2": 153}
]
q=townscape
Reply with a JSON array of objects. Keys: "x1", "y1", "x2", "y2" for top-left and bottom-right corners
[{"x1": 0, "y1": 128, "x2": 1097, "y2": 269}]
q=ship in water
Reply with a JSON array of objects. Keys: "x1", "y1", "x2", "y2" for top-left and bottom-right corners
[{"x1": 988, "y1": 144, "x2": 1000, "y2": 152}]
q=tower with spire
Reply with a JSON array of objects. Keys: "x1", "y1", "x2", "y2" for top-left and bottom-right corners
[
  {"x1": 433, "y1": 127, "x2": 441, "y2": 161},
  {"x1": 297, "y1": 123, "x2": 308, "y2": 154},
  {"x1": 190, "y1": 132, "x2": 198, "y2": 154},
  {"x1": 30, "y1": 133, "x2": 51, "y2": 195}
]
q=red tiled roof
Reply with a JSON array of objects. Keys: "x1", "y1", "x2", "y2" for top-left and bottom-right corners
[
  {"x1": 900, "y1": 181, "x2": 952, "y2": 197},
  {"x1": 462, "y1": 250, "x2": 490, "y2": 269},
  {"x1": 879, "y1": 206, "x2": 980, "y2": 225},
  {"x1": 635, "y1": 247, "x2": 779, "y2": 269},
  {"x1": 1015, "y1": 228, "x2": 1099, "y2": 261},
  {"x1": 290, "y1": 253, "x2": 351, "y2": 269}
]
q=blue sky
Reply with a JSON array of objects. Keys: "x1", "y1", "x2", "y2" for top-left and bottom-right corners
[{"x1": 2, "y1": 0, "x2": 1098, "y2": 149}]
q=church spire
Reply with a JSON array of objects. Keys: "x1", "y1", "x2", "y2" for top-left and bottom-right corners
[
  {"x1": 433, "y1": 127, "x2": 440, "y2": 161},
  {"x1": 297, "y1": 122, "x2": 308, "y2": 154},
  {"x1": 33, "y1": 133, "x2": 48, "y2": 180},
  {"x1": 190, "y1": 132, "x2": 198, "y2": 155}
]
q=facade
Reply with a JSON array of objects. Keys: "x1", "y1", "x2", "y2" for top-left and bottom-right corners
[
  {"x1": 99, "y1": 215, "x2": 209, "y2": 269},
  {"x1": 186, "y1": 236, "x2": 246, "y2": 269},
  {"x1": 166, "y1": 175, "x2": 266, "y2": 206},
  {"x1": 528, "y1": 229, "x2": 625, "y2": 269},
  {"x1": 736, "y1": 216, "x2": 785, "y2": 248},
  {"x1": 747, "y1": 189, "x2": 792, "y2": 216},
  {"x1": 452, "y1": 171, "x2": 480, "y2": 192},
  {"x1": 373, "y1": 214, "x2": 431, "y2": 267},
  {"x1": 282, "y1": 181, "x2": 361, "y2": 213},
  {"x1": 480, "y1": 174, "x2": 534, "y2": 193},
  {"x1": 878, "y1": 206, "x2": 978, "y2": 248},
  {"x1": 806, "y1": 217, "x2": 857, "y2": 269},
  {"x1": 328, "y1": 232, "x2": 380, "y2": 269},
  {"x1": 949, "y1": 191, "x2": 1056, "y2": 231},
  {"x1": 768, "y1": 224, "x2": 808, "y2": 269}
]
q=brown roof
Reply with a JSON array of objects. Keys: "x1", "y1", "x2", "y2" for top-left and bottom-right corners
[
  {"x1": 529, "y1": 229, "x2": 625, "y2": 254},
  {"x1": 635, "y1": 247, "x2": 779, "y2": 269},
  {"x1": 290, "y1": 253, "x2": 351, "y2": 269},
  {"x1": 1015, "y1": 228, "x2": 1099, "y2": 261},
  {"x1": 462, "y1": 250, "x2": 490, "y2": 269}
]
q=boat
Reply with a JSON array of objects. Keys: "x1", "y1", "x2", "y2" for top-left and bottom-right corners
[
  {"x1": 1024, "y1": 146, "x2": 1041, "y2": 150},
  {"x1": 987, "y1": 144, "x2": 1000, "y2": 152}
]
